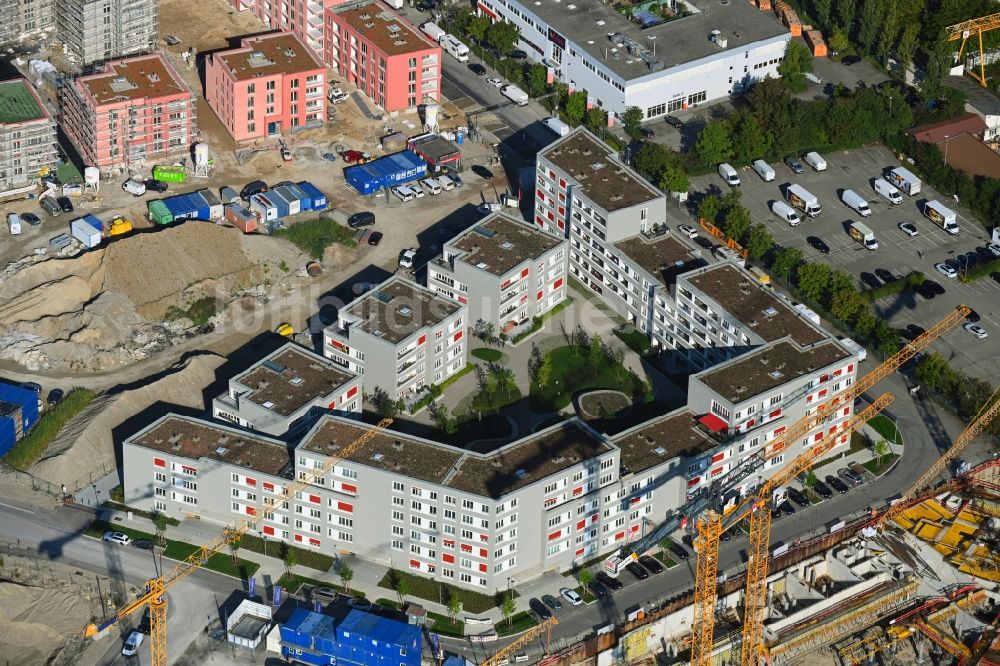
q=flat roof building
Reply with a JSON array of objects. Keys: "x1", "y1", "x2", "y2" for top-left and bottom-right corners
[
  {"x1": 475, "y1": 0, "x2": 789, "y2": 119},
  {"x1": 428, "y1": 212, "x2": 569, "y2": 333},
  {"x1": 60, "y1": 53, "x2": 196, "y2": 170},
  {"x1": 212, "y1": 342, "x2": 362, "y2": 437},
  {"x1": 0, "y1": 78, "x2": 58, "y2": 190},
  {"x1": 205, "y1": 32, "x2": 327, "y2": 142},
  {"x1": 57, "y1": 0, "x2": 159, "y2": 67},
  {"x1": 220, "y1": 0, "x2": 326, "y2": 56}
]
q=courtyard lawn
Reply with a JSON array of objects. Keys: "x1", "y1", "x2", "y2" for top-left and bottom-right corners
[
  {"x1": 471, "y1": 348, "x2": 504, "y2": 362},
  {"x1": 862, "y1": 454, "x2": 900, "y2": 477},
  {"x1": 530, "y1": 345, "x2": 645, "y2": 412}
]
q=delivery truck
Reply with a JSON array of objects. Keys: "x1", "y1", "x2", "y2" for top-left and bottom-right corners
[
  {"x1": 502, "y1": 84, "x2": 529, "y2": 106},
  {"x1": 70, "y1": 215, "x2": 103, "y2": 248},
  {"x1": 421, "y1": 22, "x2": 446, "y2": 43},
  {"x1": 887, "y1": 166, "x2": 920, "y2": 195},
  {"x1": 924, "y1": 200, "x2": 959, "y2": 235},
  {"x1": 848, "y1": 220, "x2": 879, "y2": 251},
  {"x1": 786, "y1": 184, "x2": 821, "y2": 217}
]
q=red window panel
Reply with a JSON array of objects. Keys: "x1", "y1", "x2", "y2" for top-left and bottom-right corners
[
  {"x1": 410, "y1": 559, "x2": 421, "y2": 569},
  {"x1": 746, "y1": 419, "x2": 755, "y2": 428},
  {"x1": 246, "y1": 477, "x2": 256, "y2": 487},
  {"x1": 337, "y1": 501, "x2": 353, "y2": 513},
  {"x1": 820, "y1": 374, "x2": 829, "y2": 383},
  {"x1": 537, "y1": 191, "x2": 545, "y2": 202},
  {"x1": 458, "y1": 296, "x2": 468, "y2": 304},
  {"x1": 548, "y1": 530, "x2": 562, "y2": 541},
  {"x1": 576, "y1": 548, "x2": 585, "y2": 556},
  {"x1": 347, "y1": 386, "x2": 358, "y2": 399},
  {"x1": 818, "y1": 389, "x2": 828, "y2": 398},
  {"x1": 521, "y1": 267, "x2": 530, "y2": 278},
  {"x1": 807, "y1": 394, "x2": 813, "y2": 403},
  {"x1": 461, "y1": 543, "x2": 473, "y2": 553},
  {"x1": 262, "y1": 525, "x2": 275, "y2": 536},
  {"x1": 834, "y1": 368, "x2": 842, "y2": 377},
  {"x1": 769, "y1": 409, "x2": 781, "y2": 418},
  {"x1": 559, "y1": 178, "x2": 566, "y2": 188},
  {"x1": 501, "y1": 279, "x2": 512, "y2": 290},
  {"x1": 418, "y1": 334, "x2": 426, "y2": 345},
  {"x1": 443, "y1": 553, "x2": 455, "y2": 564},
  {"x1": 630, "y1": 497, "x2": 640, "y2": 505},
  {"x1": 330, "y1": 339, "x2": 347, "y2": 351},
  {"x1": 537, "y1": 290, "x2": 544, "y2": 301},
  {"x1": 774, "y1": 426, "x2": 786, "y2": 435},
  {"x1": 153, "y1": 457, "x2": 166, "y2": 468},
  {"x1": 557, "y1": 220, "x2": 565, "y2": 230},
  {"x1": 480, "y1": 534, "x2": 489, "y2": 542},
  {"x1": 341, "y1": 483, "x2": 357, "y2": 494},
  {"x1": 688, "y1": 477, "x2": 700, "y2": 487},
  {"x1": 453, "y1": 331, "x2": 463, "y2": 342},
  {"x1": 711, "y1": 466, "x2": 723, "y2": 477},
  {"x1": 548, "y1": 169, "x2": 556, "y2": 179},
  {"x1": 479, "y1": 548, "x2": 488, "y2": 558},
  {"x1": 843, "y1": 407, "x2": 850, "y2": 416},
  {"x1": 559, "y1": 192, "x2": 565, "y2": 202},
  {"x1": 615, "y1": 531, "x2": 626, "y2": 542},
  {"x1": 309, "y1": 494, "x2": 321, "y2": 504},
  {"x1": 536, "y1": 215, "x2": 544, "y2": 226},
  {"x1": 444, "y1": 539, "x2": 455, "y2": 548},
  {"x1": 263, "y1": 482, "x2": 274, "y2": 492},
  {"x1": 294, "y1": 534, "x2": 303, "y2": 542},
  {"x1": 630, "y1": 525, "x2": 640, "y2": 534},
  {"x1": 711, "y1": 452, "x2": 725, "y2": 463},
  {"x1": 520, "y1": 295, "x2": 528, "y2": 304},
  {"x1": 829, "y1": 425, "x2": 838, "y2": 435},
  {"x1": 479, "y1": 563, "x2": 488, "y2": 573},
  {"x1": 577, "y1": 519, "x2": 586, "y2": 530},
  {"x1": 246, "y1": 506, "x2": 256, "y2": 515},
  {"x1": 558, "y1": 206, "x2": 565, "y2": 216},
  {"x1": 181, "y1": 465, "x2": 197, "y2": 476},
  {"x1": 814, "y1": 432, "x2": 823, "y2": 442},
  {"x1": 554, "y1": 278, "x2": 564, "y2": 290},
  {"x1": 590, "y1": 514, "x2": 599, "y2": 523},
  {"x1": 328, "y1": 400, "x2": 337, "y2": 409},
  {"x1": 848, "y1": 364, "x2": 854, "y2": 372},
  {"x1": 547, "y1": 211, "x2": 554, "y2": 221},
  {"x1": 310, "y1": 538, "x2": 321, "y2": 546}
]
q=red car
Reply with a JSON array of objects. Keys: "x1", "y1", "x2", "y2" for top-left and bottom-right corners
[{"x1": 341, "y1": 150, "x2": 371, "y2": 165}]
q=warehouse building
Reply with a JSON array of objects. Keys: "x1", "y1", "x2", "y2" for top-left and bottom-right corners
[
  {"x1": 475, "y1": 0, "x2": 789, "y2": 119},
  {"x1": 427, "y1": 212, "x2": 569, "y2": 333},
  {"x1": 0, "y1": 78, "x2": 58, "y2": 191},
  {"x1": 212, "y1": 342, "x2": 362, "y2": 438}
]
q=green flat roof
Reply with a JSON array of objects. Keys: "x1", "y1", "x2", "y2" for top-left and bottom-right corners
[{"x1": 0, "y1": 80, "x2": 46, "y2": 124}]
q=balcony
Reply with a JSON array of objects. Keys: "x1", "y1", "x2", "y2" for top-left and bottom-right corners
[{"x1": 308, "y1": 11, "x2": 323, "y2": 26}]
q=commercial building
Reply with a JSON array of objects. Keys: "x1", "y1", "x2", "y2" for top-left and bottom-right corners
[
  {"x1": 212, "y1": 342, "x2": 362, "y2": 438},
  {"x1": 60, "y1": 53, "x2": 196, "y2": 170},
  {"x1": 0, "y1": 0, "x2": 54, "y2": 45},
  {"x1": 57, "y1": 0, "x2": 159, "y2": 66},
  {"x1": 221, "y1": 0, "x2": 327, "y2": 56},
  {"x1": 0, "y1": 78, "x2": 58, "y2": 190},
  {"x1": 474, "y1": 0, "x2": 789, "y2": 119},
  {"x1": 324, "y1": 1, "x2": 441, "y2": 112},
  {"x1": 322, "y1": 276, "x2": 467, "y2": 400},
  {"x1": 427, "y1": 212, "x2": 569, "y2": 332},
  {"x1": 205, "y1": 32, "x2": 326, "y2": 142}
]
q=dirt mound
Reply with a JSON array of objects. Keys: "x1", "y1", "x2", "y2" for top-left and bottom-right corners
[
  {"x1": 32, "y1": 352, "x2": 227, "y2": 489},
  {"x1": 0, "y1": 583, "x2": 93, "y2": 665}
]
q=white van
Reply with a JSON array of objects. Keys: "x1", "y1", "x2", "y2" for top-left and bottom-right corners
[
  {"x1": 437, "y1": 174, "x2": 455, "y2": 191},
  {"x1": 542, "y1": 117, "x2": 570, "y2": 137},
  {"x1": 841, "y1": 189, "x2": 871, "y2": 217},
  {"x1": 421, "y1": 178, "x2": 442, "y2": 195},
  {"x1": 803, "y1": 151, "x2": 827, "y2": 171},
  {"x1": 752, "y1": 159, "x2": 775, "y2": 182},
  {"x1": 771, "y1": 200, "x2": 801, "y2": 226},
  {"x1": 718, "y1": 163, "x2": 740, "y2": 187},
  {"x1": 7, "y1": 213, "x2": 21, "y2": 235},
  {"x1": 392, "y1": 185, "x2": 415, "y2": 202},
  {"x1": 874, "y1": 179, "x2": 903, "y2": 204}
]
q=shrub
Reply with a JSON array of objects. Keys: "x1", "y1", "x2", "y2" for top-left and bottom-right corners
[
  {"x1": 860, "y1": 271, "x2": 925, "y2": 302},
  {"x1": 240, "y1": 534, "x2": 334, "y2": 572},
  {"x1": 165, "y1": 296, "x2": 218, "y2": 326},
  {"x1": 274, "y1": 217, "x2": 358, "y2": 258},
  {"x1": 4, "y1": 388, "x2": 95, "y2": 470}
]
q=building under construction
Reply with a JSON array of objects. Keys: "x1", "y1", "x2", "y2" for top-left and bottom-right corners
[
  {"x1": 0, "y1": 78, "x2": 58, "y2": 191},
  {"x1": 56, "y1": 0, "x2": 159, "y2": 67}
]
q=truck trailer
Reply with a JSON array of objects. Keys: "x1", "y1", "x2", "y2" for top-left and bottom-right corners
[
  {"x1": 848, "y1": 220, "x2": 879, "y2": 251},
  {"x1": 924, "y1": 200, "x2": 959, "y2": 234},
  {"x1": 887, "y1": 166, "x2": 921, "y2": 195},
  {"x1": 786, "y1": 184, "x2": 821, "y2": 217},
  {"x1": 70, "y1": 215, "x2": 103, "y2": 248}
]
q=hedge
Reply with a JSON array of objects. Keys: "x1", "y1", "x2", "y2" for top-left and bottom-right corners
[
  {"x1": 511, "y1": 298, "x2": 573, "y2": 344},
  {"x1": 408, "y1": 364, "x2": 475, "y2": 414},
  {"x1": 860, "y1": 271, "x2": 925, "y2": 303},
  {"x1": 240, "y1": 534, "x2": 334, "y2": 572},
  {"x1": 4, "y1": 388, "x2": 95, "y2": 470},
  {"x1": 960, "y1": 256, "x2": 1000, "y2": 283}
]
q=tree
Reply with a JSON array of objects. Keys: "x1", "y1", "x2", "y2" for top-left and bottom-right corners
[
  {"x1": 836, "y1": 0, "x2": 857, "y2": 33},
  {"x1": 853, "y1": 309, "x2": 877, "y2": 339},
  {"x1": 721, "y1": 205, "x2": 752, "y2": 244},
  {"x1": 804, "y1": 470, "x2": 818, "y2": 488},
  {"x1": 526, "y1": 63, "x2": 549, "y2": 97},
  {"x1": 915, "y1": 352, "x2": 951, "y2": 392},
  {"x1": 501, "y1": 593, "x2": 517, "y2": 626},
  {"x1": 857, "y1": 0, "x2": 883, "y2": 54},
  {"x1": 729, "y1": 110, "x2": 770, "y2": 165},
  {"x1": 895, "y1": 23, "x2": 919, "y2": 75},
  {"x1": 486, "y1": 21, "x2": 519, "y2": 54},
  {"x1": 536, "y1": 354, "x2": 553, "y2": 387},
  {"x1": 528, "y1": 344, "x2": 543, "y2": 382},
  {"x1": 229, "y1": 534, "x2": 243, "y2": 566},
  {"x1": 467, "y1": 15, "x2": 490, "y2": 43},
  {"x1": 283, "y1": 544, "x2": 298, "y2": 578},
  {"x1": 589, "y1": 334, "x2": 604, "y2": 368},
  {"x1": 585, "y1": 106, "x2": 608, "y2": 133},
  {"x1": 778, "y1": 40, "x2": 814, "y2": 91},
  {"x1": 827, "y1": 270, "x2": 855, "y2": 296},
  {"x1": 658, "y1": 537, "x2": 672, "y2": 559},
  {"x1": 694, "y1": 120, "x2": 733, "y2": 166},
  {"x1": 578, "y1": 568, "x2": 593, "y2": 588},
  {"x1": 613, "y1": 348, "x2": 626, "y2": 380},
  {"x1": 659, "y1": 166, "x2": 689, "y2": 195},
  {"x1": 922, "y1": 35, "x2": 953, "y2": 99},
  {"x1": 698, "y1": 193, "x2": 723, "y2": 224},
  {"x1": 372, "y1": 387, "x2": 403, "y2": 419},
  {"x1": 153, "y1": 512, "x2": 169, "y2": 546},
  {"x1": 828, "y1": 29, "x2": 850, "y2": 55},
  {"x1": 745, "y1": 224, "x2": 774, "y2": 260},
  {"x1": 873, "y1": 439, "x2": 891, "y2": 466},
  {"x1": 564, "y1": 90, "x2": 588, "y2": 126},
  {"x1": 622, "y1": 106, "x2": 644, "y2": 139},
  {"x1": 633, "y1": 142, "x2": 676, "y2": 182},
  {"x1": 829, "y1": 288, "x2": 865, "y2": 323},
  {"x1": 795, "y1": 263, "x2": 830, "y2": 302},
  {"x1": 396, "y1": 576, "x2": 412, "y2": 605},
  {"x1": 812, "y1": 0, "x2": 834, "y2": 27},
  {"x1": 339, "y1": 563, "x2": 354, "y2": 592},
  {"x1": 770, "y1": 246, "x2": 804, "y2": 281}
]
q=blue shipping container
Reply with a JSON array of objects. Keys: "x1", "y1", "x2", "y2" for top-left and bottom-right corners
[
  {"x1": 163, "y1": 193, "x2": 209, "y2": 221},
  {"x1": 283, "y1": 183, "x2": 312, "y2": 212},
  {"x1": 0, "y1": 383, "x2": 40, "y2": 456},
  {"x1": 0, "y1": 414, "x2": 15, "y2": 458},
  {"x1": 297, "y1": 181, "x2": 328, "y2": 210},
  {"x1": 272, "y1": 186, "x2": 301, "y2": 215},
  {"x1": 266, "y1": 190, "x2": 291, "y2": 219},
  {"x1": 344, "y1": 151, "x2": 427, "y2": 196},
  {"x1": 280, "y1": 646, "x2": 334, "y2": 666},
  {"x1": 249, "y1": 193, "x2": 279, "y2": 222},
  {"x1": 335, "y1": 611, "x2": 421, "y2": 666}
]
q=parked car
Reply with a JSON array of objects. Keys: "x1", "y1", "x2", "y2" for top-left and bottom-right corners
[
  {"x1": 935, "y1": 262, "x2": 958, "y2": 278},
  {"x1": 914, "y1": 281, "x2": 936, "y2": 299},
  {"x1": 122, "y1": 631, "x2": 144, "y2": 657},
  {"x1": 560, "y1": 587, "x2": 583, "y2": 605},
  {"x1": 841, "y1": 55, "x2": 862, "y2": 66},
  {"x1": 329, "y1": 88, "x2": 349, "y2": 104},
  {"x1": 472, "y1": 165, "x2": 494, "y2": 179},
  {"x1": 144, "y1": 178, "x2": 168, "y2": 193},
  {"x1": 447, "y1": 172, "x2": 464, "y2": 188},
  {"x1": 56, "y1": 196, "x2": 74, "y2": 213},
  {"x1": 341, "y1": 150, "x2": 370, "y2": 164},
  {"x1": 368, "y1": 231, "x2": 383, "y2": 246},
  {"x1": 664, "y1": 115, "x2": 684, "y2": 129},
  {"x1": 596, "y1": 571, "x2": 623, "y2": 590},
  {"x1": 988, "y1": 242, "x2": 1000, "y2": 257},
  {"x1": 103, "y1": 531, "x2": 132, "y2": 546},
  {"x1": 965, "y1": 323, "x2": 989, "y2": 339},
  {"x1": 508, "y1": 49, "x2": 528, "y2": 60},
  {"x1": 812, "y1": 479, "x2": 833, "y2": 499},
  {"x1": 875, "y1": 268, "x2": 897, "y2": 283},
  {"x1": 825, "y1": 475, "x2": 850, "y2": 494},
  {"x1": 240, "y1": 180, "x2": 268, "y2": 200},
  {"x1": 902, "y1": 324, "x2": 926, "y2": 341},
  {"x1": 347, "y1": 597, "x2": 372, "y2": 609},
  {"x1": 122, "y1": 179, "x2": 146, "y2": 196},
  {"x1": 541, "y1": 594, "x2": 562, "y2": 611},
  {"x1": 530, "y1": 598, "x2": 553, "y2": 619},
  {"x1": 838, "y1": 467, "x2": 864, "y2": 486},
  {"x1": 468, "y1": 63, "x2": 487, "y2": 75},
  {"x1": 993, "y1": 271, "x2": 1000, "y2": 285},
  {"x1": 131, "y1": 539, "x2": 154, "y2": 551},
  {"x1": 639, "y1": 555, "x2": 664, "y2": 574},
  {"x1": 860, "y1": 272, "x2": 882, "y2": 289},
  {"x1": 787, "y1": 487, "x2": 809, "y2": 507},
  {"x1": 669, "y1": 543, "x2": 690, "y2": 561},
  {"x1": 392, "y1": 185, "x2": 415, "y2": 202},
  {"x1": 626, "y1": 562, "x2": 650, "y2": 580},
  {"x1": 399, "y1": 249, "x2": 417, "y2": 269},
  {"x1": 785, "y1": 155, "x2": 806, "y2": 174},
  {"x1": 348, "y1": 211, "x2": 375, "y2": 228},
  {"x1": 898, "y1": 222, "x2": 919, "y2": 236},
  {"x1": 588, "y1": 581, "x2": 610, "y2": 599},
  {"x1": 46, "y1": 388, "x2": 64, "y2": 405},
  {"x1": 924, "y1": 279, "x2": 946, "y2": 296},
  {"x1": 40, "y1": 197, "x2": 61, "y2": 216},
  {"x1": 967, "y1": 309, "x2": 981, "y2": 323},
  {"x1": 807, "y1": 236, "x2": 830, "y2": 254},
  {"x1": 639, "y1": 127, "x2": 655, "y2": 138},
  {"x1": 678, "y1": 224, "x2": 698, "y2": 239},
  {"x1": 486, "y1": 77, "x2": 504, "y2": 88},
  {"x1": 21, "y1": 212, "x2": 41, "y2": 226}
]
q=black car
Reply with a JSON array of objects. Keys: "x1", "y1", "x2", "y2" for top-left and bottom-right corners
[
  {"x1": 588, "y1": 581, "x2": 610, "y2": 598},
  {"x1": 348, "y1": 211, "x2": 375, "y2": 228},
  {"x1": 416, "y1": 0, "x2": 435, "y2": 9},
  {"x1": 20, "y1": 212, "x2": 41, "y2": 226},
  {"x1": 639, "y1": 555, "x2": 664, "y2": 574},
  {"x1": 669, "y1": 543, "x2": 690, "y2": 561},
  {"x1": 40, "y1": 197, "x2": 61, "y2": 216},
  {"x1": 826, "y1": 475, "x2": 850, "y2": 494},
  {"x1": 993, "y1": 271, "x2": 1000, "y2": 285},
  {"x1": 144, "y1": 178, "x2": 168, "y2": 193},
  {"x1": 838, "y1": 467, "x2": 864, "y2": 486},
  {"x1": 976, "y1": 246, "x2": 996, "y2": 262},
  {"x1": 508, "y1": 49, "x2": 528, "y2": 60},
  {"x1": 132, "y1": 539, "x2": 154, "y2": 551},
  {"x1": 529, "y1": 598, "x2": 553, "y2": 619},
  {"x1": 841, "y1": 55, "x2": 862, "y2": 66},
  {"x1": 787, "y1": 487, "x2": 809, "y2": 507},
  {"x1": 967, "y1": 309, "x2": 981, "y2": 323},
  {"x1": 914, "y1": 282, "x2": 936, "y2": 299},
  {"x1": 468, "y1": 63, "x2": 487, "y2": 75},
  {"x1": 771, "y1": 505, "x2": 784, "y2": 520},
  {"x1": 778, "y1": 500, "x2": 796, "y2": 516},
  {"x1": 903, "y1": 324, "x2": 926, "y2": 341},
  {"x1": 240, "y1": 180, "x2": 268, "y2": 200},
  {"x1": 807, "y1": 236, "x2": 830, "y2": 254},
  {"x1": 813, "y1": 479, "x2": 834, "y2": 498},
  {"x1": 664, "y1": 115, "x2": 683, "y2": 129},
  {"x1": 639, "y1": 127, "x2": 655, "y2": 138},
  {"x1": 56, "y1": 196, "x2": 74, "y2": 213},
  {"x1": 541, "y1": 594, "x2": 562, "y2": 611},
  {"x1": 860, "y1": 272, "x2": 882, "y2": 289},
  {"x1": 368, "y1": 231, "x2": 383, "y2": 246},
  {"x1": 924, "y1": 279, "x2": 946, "y2": 296},
  {"x1": 46, "y1": 388, "x2": 64, "y2": 405},
  {"x1": 874, "y1": 268, "x2": 896, "y2": 283},
  {"x1": 596, "y1": 571, "x2": 623, "y2": 590},
  {"x1": 625, "y1": 562, "x2": 649, "y2": 580},
  {"x1": 472, "y1": 165, "x2": 494, "y2": 180}
]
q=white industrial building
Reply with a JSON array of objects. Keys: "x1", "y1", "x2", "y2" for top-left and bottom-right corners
[{"x1": 476, "y1": 0, "x2": 790, "y2": 119}]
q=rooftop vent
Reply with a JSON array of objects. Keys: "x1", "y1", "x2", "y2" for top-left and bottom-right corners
[
  {"x1": 590, "y1": 162, "x2": 606, "y2": 171},
  {"x1": 476, "y1": 261, "x2": 489, "y2": 269},
  {"x1": 501, "y1": 241, "x2": 513, "y2": 249},
  {"x1": 762, "y1": 307, "x2": 778, "y2": 318},
  {"x1": 146, "y1": 73, "x2": 160, "y2": 84},
  {"x1": 735, "y1": 385, "x2": 747, "y2": 394},
  {"x1": 290, "y1": 376, "x2": 304, "y2": 385},
  {"x1": 399, "y1": 307, "x2": 412, "y2": 316},
  {"x1": 248, "y1": 51, "x2": 276, "y2": 68},
  {"x1": 216, "y1": 446, "x2": 228, "y2": 455},
  {"x1": 710, "y1": 29, "x2": 728, "y2": 48},
  {"x1": 387, "y1": 24, "x2": 400, "y2": 33},
  {"x1": 284, "y1": 48, "x2": 295, "y2": 58},
  {"x1": 769, "y1": 370, "x2": 784, "y2": 380},
  {"x1": 514, "y1": 469, "x2": 529, "y2": 479},
  {"x1": 263, "y1": 360, "x2": 286, "y2": 373},
  {"x1": 372, "y1": 453, "x2": 384, "y2": 462},
  {"x1": 372, "y1": 329, "x2": 384, "y2": 337},
  {"x1": 109, "y1": 76, "x2": 137, "y2": 93},
  {"x1": 653, "y1": 446, "x2": 667, "y2": 456},
  {"x1": 262, "y1": 400, "x2": 275, "y2": 409}
]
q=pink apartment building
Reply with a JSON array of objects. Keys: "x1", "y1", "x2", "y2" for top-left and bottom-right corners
[
  {"x1": 205, "y1": 32, "x2": 327, "y2": 142},
  {"x1": 222, "y1": 0, "x2": 331, "y2": 56},
  {"x1": 325, "y1": 0, "x2": 440, "y2": 112},
  {"x1": 61, "y1": 53, "x2": 195, "y2": 170}
]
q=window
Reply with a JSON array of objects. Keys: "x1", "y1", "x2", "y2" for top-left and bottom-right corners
[{"x1": 393, "y1": 481, "x2": 404, "y2": 491}]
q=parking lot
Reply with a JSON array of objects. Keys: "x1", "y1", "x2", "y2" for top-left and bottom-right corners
[{"x1": 691, "y1": 144, "x2": 1000, "y2": 381}]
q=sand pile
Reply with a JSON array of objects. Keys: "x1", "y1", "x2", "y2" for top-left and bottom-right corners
[{"x1": 0, "y1": 583, "x2": 93, "y2": 665}]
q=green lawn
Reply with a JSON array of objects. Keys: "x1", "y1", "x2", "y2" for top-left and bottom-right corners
[
  {"x1": 273, "y1": 217, "x2": 357, "y2": 258},
  {"x1": 278, "y1": 573, "x2": 364, "y2": 597},
  {"x1": 239, "y1": 534, "x2": 334, "y2": 572},
  {"x1": 868, "y1": 414, "x2": 902, "y2": 445},
  {"x1": 530, "y1": 345, "x2": 644, "y2": 412},
  {"x1": 613, "y1": 326, "x2": 652, "y2": 357},
  {"x1": 653, "y1": 551, "x2": 679, "y2": 568},
  {"x1": 471, "y1": 347, "x2": 503, "y2": 362},
  {"x1": 574, "y1": 585, "x2": 597, "y2": 603},
  {"x1": 862, "y1": 454, "x2": 900, "y2": 477},
  {"x1": 4, "y1": 388, "x2": 95, "y2": 469},
  {"x1": 470, "y1": 385, "x2": 521, "y2": 414},
  {"x1": 496, "y1": 611, "x2": 538, "y2": 637},
  {"x1": 377, "y1": 570, "x2": 511, "y2": 613}
]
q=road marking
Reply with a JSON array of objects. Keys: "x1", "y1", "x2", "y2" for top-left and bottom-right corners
[{"x1": 0, "y1": 501, "x2": 35, "y2": 514}]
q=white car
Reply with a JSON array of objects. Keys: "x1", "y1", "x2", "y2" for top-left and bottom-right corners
[
  {"x1": 965, "y1": 323, "x2": 989, "y2": 339},
  {"x1": 987, "y1": 242, "x2": 1000, "y2": 257},
  {"x1": 103, "y1": 531, "x2": 132, "y2": 546},
  {"x1": 391, "y1": 186, "x2": 415, "y2": 202},
  {"x1": 678, "y1": 224, "x2": 698, "y2": 239},
  {"x1": 399, "y1": 249, "x2": 417, "y2": 269},
  {"x1": 122, "y1": 179, "x2": 146, "y2": 197},
  {"x1": 934, "y1": 262, "x2": 958, "y2": 279},
  {"x1": 328, "y1": 87, "x2": 349, "y2": 104},
  {"x1": 559, "y1": 587, "x2": 583, "y2": 606},
  {"x1": 898, "y1": 222, "x2": 919, "y2": 237},
  {"x1": 486, "y1": 77, "x2": 504, "y2": 88},
  {"x1": 122, "y1": 630, "x2": 144, "y2": 657}
]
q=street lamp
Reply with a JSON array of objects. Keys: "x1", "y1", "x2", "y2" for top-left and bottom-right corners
[{"x1": 944, "y1": 134, "x2": 951, "y2": 165}]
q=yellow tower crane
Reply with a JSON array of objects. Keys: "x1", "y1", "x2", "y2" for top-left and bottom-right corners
[
  {"x1": 83, "y1": 418, "x2": 394, "y2": 666},
  {"x1": 689, "y1": 305, "x2": 971, "y2": 666},
  {"x1": 946, "y1": 12, "x2": 1000, "y2": 88},
  {"x1": 482, "y1": 617, "x2": 558, "y2": 666}
]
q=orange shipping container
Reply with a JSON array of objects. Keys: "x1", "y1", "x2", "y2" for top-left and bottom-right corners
[
  {"x1": 804, "y1": 30, "x2": 828, "y2": 56},
  {"x1": 783, "y1": 10, "x2": 802, "y2": 36},
  {"x1": 757, "y1": 0, "x2": 772, "y2": 10},
  {"x1": 224, "y1": 203, "x2": 258, "y2": 234}
]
